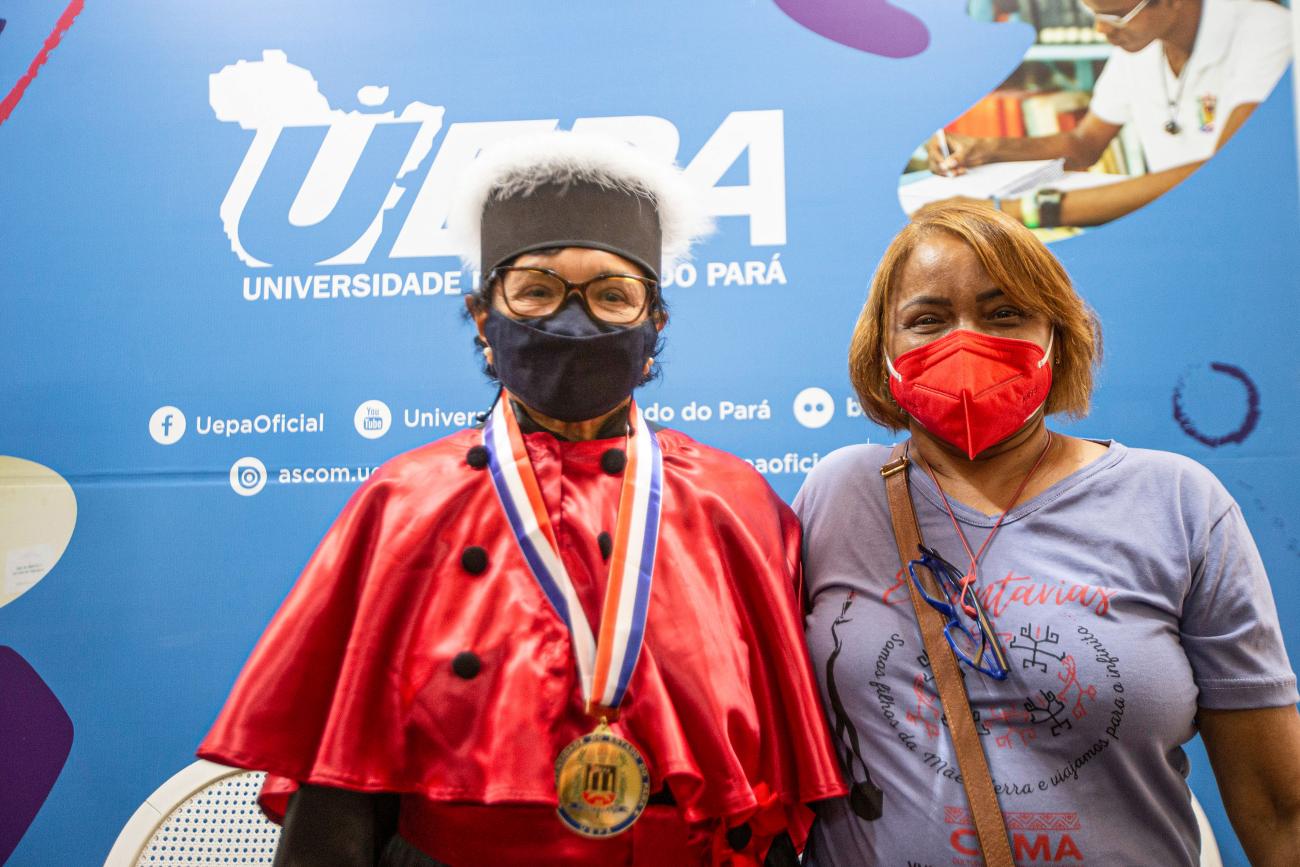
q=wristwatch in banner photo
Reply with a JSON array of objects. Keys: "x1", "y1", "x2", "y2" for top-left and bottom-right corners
[
  {"x1": 1017, "y1": 187, "x2": 1065, "y2": 230},
  {"x1": 1036, "y1": 188, "x2": 1064, "y2": 229}
]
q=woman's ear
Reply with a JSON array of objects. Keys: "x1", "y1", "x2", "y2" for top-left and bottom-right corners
[{"x1": 467, "y1": 295, "x2": 490, "y2": 344}]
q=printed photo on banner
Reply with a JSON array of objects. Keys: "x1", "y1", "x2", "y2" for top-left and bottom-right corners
[{"x1": 897, "y1": 0, "x2": 1292, "y2": 237}]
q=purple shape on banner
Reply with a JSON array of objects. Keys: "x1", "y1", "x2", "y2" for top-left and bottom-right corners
[
  {"x1": 773, "y1": 0, "x2": 929, "y2": 59},
  {"x1": 0, "y1": 646, "x2": 74, "y2": 864},
  {"x1": 1172, "y1": 362, "x2": 1262, "y2": 448}
]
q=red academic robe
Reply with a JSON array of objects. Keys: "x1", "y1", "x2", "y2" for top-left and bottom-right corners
[{"x1": 199, "y1": 425, "x2": 845, "y2": 865}]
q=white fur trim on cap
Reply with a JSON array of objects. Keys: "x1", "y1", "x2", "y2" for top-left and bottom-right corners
[{"x1": 450, "y1": 131, "x2": 714, "y2": 274}]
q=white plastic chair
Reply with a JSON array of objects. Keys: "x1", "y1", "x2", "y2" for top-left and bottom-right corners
[
  {"x1": 104, "y1": 760, "x2": 281, "y2": 866},
  {"x1": 1192, "y1": 791, "x2": 1224, "y2": 867}
]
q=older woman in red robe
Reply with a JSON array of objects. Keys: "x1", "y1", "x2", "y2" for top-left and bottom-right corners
[{"x1": 199, "y1": 132, "x2": 844, "y2": 866}]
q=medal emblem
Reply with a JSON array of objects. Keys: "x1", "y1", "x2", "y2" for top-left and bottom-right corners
[{"x1": 554, "y1": 723, "x2": 650, "y2": 837}]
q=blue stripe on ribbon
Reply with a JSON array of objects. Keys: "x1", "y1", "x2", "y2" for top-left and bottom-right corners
[
  {"x1": 483, "y1": 413, "x2": 572, "y2": 629},
  {"x1": 612, "y1": 433, "x2": 662, "y2": 704}
]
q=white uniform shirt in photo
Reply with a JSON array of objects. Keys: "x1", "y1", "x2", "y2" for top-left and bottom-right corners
[{"x1": 1089, "y1": 0, "x2": 1292, "y2": 173}]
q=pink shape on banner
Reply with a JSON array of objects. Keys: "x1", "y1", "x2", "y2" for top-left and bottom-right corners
[
  {"x1": 0, "y1": 0, "x2": 86, "y2": 127},
  {"x1": 773, "y1": 0, "x2": 928, "y2": 59}
]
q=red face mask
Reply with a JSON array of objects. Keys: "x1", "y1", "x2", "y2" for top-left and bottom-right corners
[{"x1": 887, "y1": 329, "x2": 1053, "y2": 460}]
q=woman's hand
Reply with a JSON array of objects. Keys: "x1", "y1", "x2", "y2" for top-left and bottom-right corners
[
  {"x1": 1199, "y1": 704, "x2": 1300, "y2": 866},
  {"x1": 926, "y1": 133, "x2": 993, "y2": 176}
]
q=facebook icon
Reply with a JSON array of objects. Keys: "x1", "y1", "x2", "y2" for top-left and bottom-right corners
[{"x1": 149, "y1": 406, "x2": 186, "y2": 445}]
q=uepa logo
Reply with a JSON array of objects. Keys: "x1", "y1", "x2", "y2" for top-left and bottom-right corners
[{"x1": 211, "y1": 51, "x2": 787, "y2": 269}]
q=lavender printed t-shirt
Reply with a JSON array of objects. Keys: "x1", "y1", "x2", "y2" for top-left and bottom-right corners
[{"x1": 795, "y1": 442, "x2": 1296, "y2": 867}]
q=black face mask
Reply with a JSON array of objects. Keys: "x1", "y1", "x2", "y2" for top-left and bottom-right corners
[{"x1": 483, "y1": 299, "x2": 658, "y2": 423}]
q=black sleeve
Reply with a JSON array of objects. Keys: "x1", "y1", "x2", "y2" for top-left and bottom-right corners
[
  {"x1": 764, "y1": 831, "x2": 799, "y2": 867},
  {"x1": 272, "y1": 785, "x2": 399, "y2": 867}
]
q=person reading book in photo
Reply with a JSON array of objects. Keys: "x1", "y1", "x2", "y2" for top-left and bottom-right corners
[{"x1": 928, "y1": 0, "x2": 1290, "y2": 227}]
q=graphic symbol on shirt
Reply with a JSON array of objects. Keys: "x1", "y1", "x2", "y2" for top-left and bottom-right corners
[
  {"x1": 909, "y1": 651, "x2": 990, "y2": 739},
  {"x1": 1010, "y1": 624, "x2": 1065, "y2": 673},
  {"x1": 826, "y1": 593, "x2": 886, "y2": 820},
  {"x1": 1053, "y1": 655, "x2": 1098, "y2": 723},
  {"x1": 875, "y1": 605, "x2": 1127, "y2": 797},
  {"x1": 582, "y1": 763, "x2": 618, "y2": 806},
  {"x1": 986, "y1": 703, "x2": 1036, "y2": 750},
  {"x1": 906, "y1": 623, "x2": 1109, "y2": 751},
  {"x1": 1024, "y1": 689, "x2": 1071, "y2": 737},
  {"x1": 908, "y1": 665, "x2": 944, "y2": 738}
]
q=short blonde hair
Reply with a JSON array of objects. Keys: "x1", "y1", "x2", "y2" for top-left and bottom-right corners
[{"x1": 849, "y1": 202, "x2": 1102, "y2": 431}]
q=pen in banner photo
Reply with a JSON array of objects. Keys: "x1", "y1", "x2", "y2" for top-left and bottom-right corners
[{"x1": 935, "y1": 128, "x2": 954, "y2": 176}]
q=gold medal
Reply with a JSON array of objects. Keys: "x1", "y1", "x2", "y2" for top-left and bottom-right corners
[{"x1": 554, "y1": 722, "x2": 650, "y2": 837}]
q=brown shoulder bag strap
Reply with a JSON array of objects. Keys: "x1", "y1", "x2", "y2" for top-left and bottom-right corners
[{"x1": 880, "y1": 442, "x2": 1014, "y2": 867}]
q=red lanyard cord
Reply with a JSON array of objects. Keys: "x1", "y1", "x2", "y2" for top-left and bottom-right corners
[{"x1": 918, "y1": 431, "x2": 1054, "y2": 618}]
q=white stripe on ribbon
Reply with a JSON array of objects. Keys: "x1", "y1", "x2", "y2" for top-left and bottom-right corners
[
  {"x1": 484, "y1": 398, "x2": 661, "y2": 712},
  {"x1": 488, "y1": 401, "x2": 598, "y2": 700}
]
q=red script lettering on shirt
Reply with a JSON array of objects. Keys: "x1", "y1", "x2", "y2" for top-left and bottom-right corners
[{"x1": 884, "y1": 570, "x2": 1116, "y2": 617}]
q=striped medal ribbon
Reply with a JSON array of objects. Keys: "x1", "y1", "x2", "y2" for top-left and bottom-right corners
[
  {"x1": 482, "y1": 395, "x2": 663, "y2": 715},
  {"x1": 484, "y1": 396, "x2": 663, "y2": 836}
]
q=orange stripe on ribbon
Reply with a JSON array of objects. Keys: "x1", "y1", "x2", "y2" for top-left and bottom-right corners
[{"x1": 591, "y1": 409, "x2": 641, "y2": 701}]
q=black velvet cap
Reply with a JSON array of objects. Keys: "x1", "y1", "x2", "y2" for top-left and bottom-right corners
[{"x1": 480, "y1": 180, "x2": 663, "y2": 280}]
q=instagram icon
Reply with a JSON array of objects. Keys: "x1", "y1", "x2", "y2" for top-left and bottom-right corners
[{"x1": 229, "y1": 456, "x2": 268, "y2": 496}]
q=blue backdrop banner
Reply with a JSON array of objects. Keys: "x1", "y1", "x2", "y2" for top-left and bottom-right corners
[{"x1": 1, "y1": 1, "x2": 1296, "y2": 863}]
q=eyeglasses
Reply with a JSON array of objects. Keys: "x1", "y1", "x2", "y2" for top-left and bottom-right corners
[
  {"x1": 1091, "y1": 0, "x2": 1152, "y2": 28},
  {"x1": 489, "y1": 266, "x2": 657, "y2": 326},
  {"x1": 908, "y1": 546, "x2": 1010, "y2": 680}
]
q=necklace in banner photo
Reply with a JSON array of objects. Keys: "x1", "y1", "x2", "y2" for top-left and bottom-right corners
[
  {"x1": 482, "y1": 395, "x2": 664, "y2": 837},
  {"x1": 1159, "y1": 46, "x2": 1188, "y2": 135}
]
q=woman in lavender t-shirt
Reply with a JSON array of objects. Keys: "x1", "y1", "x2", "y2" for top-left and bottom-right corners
[{"x1": 796, "y1": 202, "x2": 1300, "y2": 866}]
